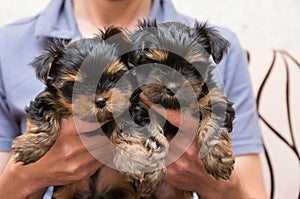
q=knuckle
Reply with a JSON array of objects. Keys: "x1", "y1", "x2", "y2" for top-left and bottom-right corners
[
  {"x1": 76, "y1": 167, "x2": 94, "y2": 180},
  {"x1": 65, "y1": 163, "x2": 84, "y2": 179},
  {"x1": 62, "y1": 143, "x2": 81, "y2": 160},
  {"x1": 174, "y1": 159, "x2": 189, "y2": 171},
  {"x1": 79, "y1": 169, "x2": 92, "y2": 179},
  {"x1": 63, "y1": 146, "x2": 74, "y2": 159},
  {"x1": 67, "y1": 163, "x2": 79, "y2": 174}
]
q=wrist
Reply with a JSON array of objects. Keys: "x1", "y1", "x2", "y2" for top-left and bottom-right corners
[
  {"x1": 220, "y1": 176, "x2": 248, "y2": 199},
  {"x1": 195, "y1": 181, "x2": 228, "y2": 199},
  {"x1": 196, "y1": 171, "x2": 249, "y2": 199}
]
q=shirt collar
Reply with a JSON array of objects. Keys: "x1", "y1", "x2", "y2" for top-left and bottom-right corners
[{"x1": 34, "y1": 0, "x2": 80, "y2": 40}]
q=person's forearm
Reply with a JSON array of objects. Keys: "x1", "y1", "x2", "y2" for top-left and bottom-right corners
[
  {"x1": 218, "y1": 175, "x2": 249, "y2": 199},
  {"x1": 0, "y1": 159, "x2": 45, "y2": 199},
  {"x1": 195, "y1": 154, "x2": 268, "y2": 199},
  {"x1": 0, "y1": 151, "x2": 11, "y2": 175},
  {"x1": 196, "y1": 170, "x2": 249, "y2": 199},
  {"x1": 0, "y1": 169, "x2": 29, "y2": 198}
]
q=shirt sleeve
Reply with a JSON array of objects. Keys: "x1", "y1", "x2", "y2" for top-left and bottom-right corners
[
  {"x1": 217, "y1": 29, "x2": 264, "y2": 155},
  {"x1": 0, "y1": 60, "x2": 20, "y2": 152}
]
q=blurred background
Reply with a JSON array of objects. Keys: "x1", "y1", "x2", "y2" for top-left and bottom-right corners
[
  {"x1": 0, "y1": 0, "x2": 299, "y2": 49},
  {"x1": 0, "y1": 1, "x2": 299, "y2": 198}
]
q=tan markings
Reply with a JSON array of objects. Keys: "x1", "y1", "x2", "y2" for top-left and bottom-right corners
[
  {"x1": 106, "y1": 60, "x2": 127, "y2": 74},
  {"x1": 188, "y1": 81, "x2": 205, "y2": 96},
  {"x1": 146, "y1": 49, "x2": 168, "y2": 61},
  {"x1": 184, "y1": 50, "x2": 206, "y2": 63},
  {"x1": 61, "y1": 70, "x2": 85, "y2": 82},
  {"x1": 43, "y1": 54, "x2": 58, "y2": 81},
  {"x1": 57, "y1": 90, "x2": 72, "y2": 111},
  {"x1": 106, "y1": 26, "x2": 132, "y2": 43}
]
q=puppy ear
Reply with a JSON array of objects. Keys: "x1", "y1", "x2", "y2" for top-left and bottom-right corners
[
  {"x1": 31, "y1": 40, "x2": 65, "y2": 82},
  {"x1": 193, "y1": 21, "x2": 230, "y2": 64},
  {"x1": 100, "y1": 26, "x2": 131, "y2": 43},
  {"x1": 137, "y1": 19, "x2": 157, "y2": 29}
]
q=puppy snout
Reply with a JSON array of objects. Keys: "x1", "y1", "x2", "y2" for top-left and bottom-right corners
[
  {"x1": 95, "y1": 96, "x2": 106, "y2": 108},
  {"x1": 166, "y1": 83, "x2": 178, "y2": 95}
]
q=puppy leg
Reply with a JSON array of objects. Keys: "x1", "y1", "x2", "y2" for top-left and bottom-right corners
[
  {"x1": 12, "y1": 126, "x2": 59, "y2": 164},
  {"x1": 12, "y1": 92, "x2": 68, "y2": 164},
  {"x1": 111, "y1": 122, "x2": 169, "y2": 197},
  {"x1": 197, "y1": 88, "x2": 235, "y2": 180}
]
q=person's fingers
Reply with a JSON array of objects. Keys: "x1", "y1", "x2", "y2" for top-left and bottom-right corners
[
  {"x1": 65, "y1": 128, "x2": 114, "y2": 166},
  {"x1": 140, "y1": 93, "x2": 182, "y2": 127},
  {"x1": 32, "y1": 132, "x2": 107, "y2": 186},
  {"x1": 166, "y1": 134, "x2": 199, "y2": 165},
  {"x1": 79, "y1": 132, "x2": 114, "y2": 166},
  {"x1": 51, "y1": 154, "x2": 101, "y2": 181},
  {"x1": 61, "y1": 117, "x2": 108, "y2": 136},
  {"x1": 140, "y1": 93, "x2": 200, "y2": 166},
  {"x1": 140, "y1": 92, "x2": 199, "y2": 133},
  {"x1": 164, "y1": 140, "x2": 208, "y2": 192}
]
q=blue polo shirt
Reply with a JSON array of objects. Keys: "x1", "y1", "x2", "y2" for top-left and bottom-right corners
[{"x1": 0, "y1": 0, "x2": 263, "y2": 197}]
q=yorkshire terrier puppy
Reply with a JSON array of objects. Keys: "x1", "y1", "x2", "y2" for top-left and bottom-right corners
[
  {"x1": 130, "y1": 20, "x2": 235, "y2": 181},
  {"x1": 12, "y1": 26, "x2": 169, "y2": 198},
  {"x1": 12, "y1": 27, "x2": 130, "y2": 164}
]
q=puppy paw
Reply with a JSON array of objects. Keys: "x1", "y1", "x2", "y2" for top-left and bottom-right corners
[
  {"x1": 12, "y1": 132, "x2": 55, "y2": 164},
  {"x1": 199, "y1": 133, "x2": 235, "y2": 180}
]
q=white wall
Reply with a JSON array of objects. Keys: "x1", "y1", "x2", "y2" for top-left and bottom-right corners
[
  {"x1": 0, "y1": 0, "x2": 299, "y2": 49},
  {"x1": 172, "y1": 0, "x2": 300, "y2": 49}
]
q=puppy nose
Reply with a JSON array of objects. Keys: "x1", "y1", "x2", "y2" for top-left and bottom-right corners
[
  {"x1": 166, "y1": 83, "x2": 178, "y2": 95},
  {"x1": 95, "y1": 97, "x2": 106, "y2": 108}
]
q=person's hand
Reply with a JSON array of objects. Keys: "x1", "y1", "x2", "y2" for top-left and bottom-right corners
[
  {"x1": 140, "y1": 93, "x2": 248, "y2": 199},
  {"x1": 0, "y1": 117, "x2": 113, "y2": 199}
]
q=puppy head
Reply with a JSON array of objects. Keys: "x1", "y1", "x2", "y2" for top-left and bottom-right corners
[
  {"x1": 135, "y1": 62, "x2": 203, "y2": 110},
  {"x1": 131, "y1": 21, "x2": 214, "y2": 110},
  {"x1": 32, "y1": 28, "x2": 131, "y2": 123},
  {"x1": 132, "y1": 20, "x2": 229, "y2": 64},
  {"x1": 71, "y1": 47, "x2": 130, "y2": 123}
]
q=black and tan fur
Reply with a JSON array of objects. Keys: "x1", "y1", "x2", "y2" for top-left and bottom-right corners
[
  {"x1": 12, "y1": 20, "x2": 235, "y2": 199},
  {"x1": 130, "y1": 20, "x2": 235, "y2": 181},
  {"x1": 11, "y1": 27, "x2": 169, "y2": 198}
]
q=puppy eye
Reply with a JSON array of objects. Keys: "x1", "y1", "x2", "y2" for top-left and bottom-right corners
[{"x1": 110, "y1": 75, "x2": 116, "y2": 81}]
